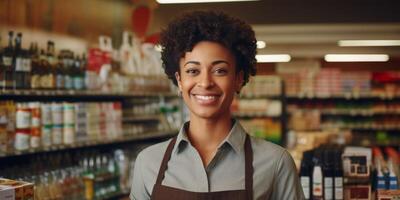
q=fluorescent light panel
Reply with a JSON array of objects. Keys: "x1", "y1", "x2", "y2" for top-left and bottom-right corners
[
  {"x1": 157, "y1": 0, "x2": 258, "y2": 3},
  {"x1": 256, "y1": 54, "x2": 291, "y2": 63},
  {"x1": 256, "y1": 41, "x2": 266, "y2": 49},
  {"x1": 324, "y1": 54, "x2": 389, "y2": 62},
  {"x1": 338, "y1": 40, "x2": 400, "y2": 47}
]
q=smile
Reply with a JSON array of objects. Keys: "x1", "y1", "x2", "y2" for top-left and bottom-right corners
[{"x1": 191, "y1": 94, "x2": 220, "y2": 105}]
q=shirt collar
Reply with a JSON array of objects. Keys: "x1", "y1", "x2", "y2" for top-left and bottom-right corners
[{"x1": 173, "y1": 119, "x2": 247, "y2": 155}]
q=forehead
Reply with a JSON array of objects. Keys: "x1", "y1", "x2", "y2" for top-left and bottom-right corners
[{"x1": 182, "y1": 41, "x2": 235, "y2": 62}]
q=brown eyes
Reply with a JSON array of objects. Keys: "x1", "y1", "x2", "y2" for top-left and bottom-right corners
[{"x1": 185, "y1": 68, "x2": 228, "y2": 76}]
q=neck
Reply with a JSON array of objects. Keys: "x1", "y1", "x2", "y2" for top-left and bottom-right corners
[{"x1": 187, "y1": 112, "x2": 233, "y2": 151}]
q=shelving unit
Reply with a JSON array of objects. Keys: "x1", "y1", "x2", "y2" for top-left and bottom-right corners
[
  {"x1": 233, "y1": 79, "x2": 288, "y2": 146},
  {"x1": 0, "y1": 129, "x2": 177, "y2": 158}
]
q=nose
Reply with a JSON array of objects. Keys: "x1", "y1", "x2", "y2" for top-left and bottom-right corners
[{"x1": 197, "y1": 71, "x2": 214, "y2": 89}]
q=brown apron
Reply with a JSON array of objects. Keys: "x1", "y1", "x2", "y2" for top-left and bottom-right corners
[{"x1": 151, "y1": 134, "x2": 254, "y2": 200}]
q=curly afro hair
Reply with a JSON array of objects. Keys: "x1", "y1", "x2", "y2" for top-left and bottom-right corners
[{"x1": 159, "y1": 10, "x2": 257, "y2": 87}]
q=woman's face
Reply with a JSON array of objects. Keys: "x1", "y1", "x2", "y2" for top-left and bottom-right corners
[{"x1": 176, "y1": 41, "x2": 243, "y2": 120}]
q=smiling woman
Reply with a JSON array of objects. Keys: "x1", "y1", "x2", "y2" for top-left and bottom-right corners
[{"x1": 130, "y1": 11, "x2": 305, "y2": 200}]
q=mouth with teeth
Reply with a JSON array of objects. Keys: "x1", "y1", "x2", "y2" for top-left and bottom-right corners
[{"x1": 191, "y1": 94, "x2": 221, "y2": 105}]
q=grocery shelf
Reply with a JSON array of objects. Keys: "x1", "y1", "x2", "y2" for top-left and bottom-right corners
[
  {"x1": 0, "y1": 89, "x2": 177, "y2": 98},
  {"x1": 286, "y1": 93, "x2": 400, "y2": 100},
  {"x1": 0, "y1": 129, "x2": 178, "y2": 158},
  {"x1": 123, "y1": 114, "x2": 161, "y2": 122},
  {"x1": 233, "y1": 112, "x2": 281, "y2": 118},
  {"x1": 239, "y1": 94, "x2": 282, "y2": 100},
  {"x1": 288, "y1": 109, "x2": 400, "y2": 116},
  {"x1": 320, "y1": 124, "x2": 400, "y2": 131}
]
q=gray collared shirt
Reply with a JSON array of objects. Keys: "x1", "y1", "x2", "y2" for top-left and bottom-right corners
[{"x1": 130, "y1": 121, "x2": 305, "y2": 200}]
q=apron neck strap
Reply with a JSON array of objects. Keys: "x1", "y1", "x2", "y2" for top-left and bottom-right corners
[{"x1": 155, "y1": 134, "x2": 254, "y2": 199}]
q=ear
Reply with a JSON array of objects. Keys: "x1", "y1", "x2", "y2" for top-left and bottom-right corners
[
  {"x1": 235, "y1": 70, "x2": 244, "y2": 93},
  {"x1": 175, "y1": 72, "x2": 183, "y2": 91}
]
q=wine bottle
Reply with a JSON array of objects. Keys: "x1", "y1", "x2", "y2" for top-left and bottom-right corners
[{"x1": 3, "y1": 31, "x2": 14, "y2": 89}]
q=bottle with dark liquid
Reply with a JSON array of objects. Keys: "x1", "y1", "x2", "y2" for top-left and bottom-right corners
[
  {"x1": 0, "y1": 35, "x2": 4, "y2": 88},
  {"x1": 39, "y1": 49, "x2": 49, "y2": 89},
  {"x1": 56, "y1": 53, "x2": 65, "y2": 90},
  {"x1": 64, "y1": 51, "x2": 73, "y2": 90},
  {"x1": 3, "y1": 31, "x2": 14, "y2": 89},
  {"x1": 46, "y1": 41, "x2": 56, "y2": 89},
  {"x1": 30, "y1": 42, "x2": 41, "y2": 89},
  {"x1": 13, "y1": 32, "x2": 26, "y2": 89}
]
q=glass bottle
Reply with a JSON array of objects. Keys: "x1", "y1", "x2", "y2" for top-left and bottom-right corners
[
  {"x1": 55, "y1": 53, "x2": 65, "y2": 90},
  {"x1": 39, "y1": 49, "x2": 49, "y2": 89},
  {"x1": 0, "y1": 35, "x2": 4, "y2": 88},
  {"x1": 13, "y1": 33, "x2": 30, "y2": 89},
  {"x1": 3, "y1": 31, "x2": 14, "y2": 89},
  {"x1": 46, "y1": 41, "x2": 56, "y2": 89},
  {"x1": 30, "y1": 42, "x2": 41, "y2": 89}
]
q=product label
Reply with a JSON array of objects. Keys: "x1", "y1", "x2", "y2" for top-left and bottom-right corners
[
  {"x1": 41, "y1": 126, "x2": 52, "y2": 147},
  {"x1": 51, "y1": 104, "x2": 63, "y2": 125},
  {"x1": 41, "y1": 104, "x2": 52, "y2": 125},
  {"x1": 31, "y1": 75, "x2": 41, "y2": 89},
  {"x1": 15, "y1": 132, "x2": 30, "y2": 151},
  {"x1": 63, "y1": 124, "x2": 75, "y2": 145},
  {"x1": 64, "y1": 75, "x2": 73, "y2": 89},
  {"x1": 334, "y1": 177, "x2": 343, "y2": 200},
  {"x1": 2, "y1": 56, "x2": 12, "y2": 67},
  {"x1": 52, "y1": 125, "x2": 63, "y2": 145},
  {"x1": 324, "y1": 177, "x2": 333, "y2": 200},
  {"x1": 32, "y1": 117, "x2": 40, "y2": 128},
  {"x1": 300, "y1": 176, "x2": 310, "y2": 199},
  {"x1": 73, "y1": 77, "x2": 84, "y2": 90},
  {"x1": 56, "y1": 75, "x2": 65, "y2": 89},
  {"x1": 30, "y1": 136, "x2": 40, "y2": 148},
  {"x1": 63, "y1": 104, "x2": 75, "y2": 124},
  {"x1": 23, "y1": 58, "x2": 31, "y2": 72},
  {"x1": 15, "y1": 57, "x2": 24, "y2": 71},
  {"x1": 16, "y1": 110, "x2": 31, "y2": 129}
]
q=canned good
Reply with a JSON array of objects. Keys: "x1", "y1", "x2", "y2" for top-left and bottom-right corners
[
  {"x1": 63, "y1": 103, "x2": 75, "y2": 124},
  {"x1": 15, "y1": 130, "x2": 30, "y2": 151},
  {"x1": 16, "y1": 103, "x2": 31, "y2": 129},
  {"x1": 51, "y1": 103, "x2": 63, "y2": 125},
  {"x1": 41, "y1": 125, "x2": 52, "y2": 147},
  {"x1": 63, "y1": 124, "x2": 75, "y2": 145},
  {"x1": 41, "y1": 103, "x2": 52, "y2": 126},
  {"x1": 52, "y1": 125, "x2": 63, "y2": 145}
]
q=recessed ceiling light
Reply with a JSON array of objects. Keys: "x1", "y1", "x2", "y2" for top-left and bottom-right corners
[
  {"x1": 338, "y1": 40, "x2": 400, "y2": 47},
  {"x1": 256, "y1": 54, "x2": 291, "y2": 63},
  {"x1": 324, "y1": 54, "x2": 389, "y2": 62},
  {"x1": 256, "y1": 41, "x2": 266, "y2": 49},
  {"x1": 157, "y1": 0, "x2": 258, "y2": 4}
]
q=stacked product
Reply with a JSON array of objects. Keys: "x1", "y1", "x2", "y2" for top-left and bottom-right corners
[
  {"x1": 240, "y1": 75, "x2": 282, "y2": 97},
  {"x1": 0, "y1": 101, "x2": 123, "y2": 154},
  {"x1": 298, "y1": 145, "x2": 400, "y2": 200}
]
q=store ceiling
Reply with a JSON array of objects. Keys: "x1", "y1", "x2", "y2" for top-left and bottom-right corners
[{"x1": 152, "y1": 0, "x2": 400, "y2": 58}]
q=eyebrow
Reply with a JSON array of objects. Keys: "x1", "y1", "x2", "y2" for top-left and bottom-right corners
[{"x1": 183, "y1": 60, "x2": 230, "y2": 67}]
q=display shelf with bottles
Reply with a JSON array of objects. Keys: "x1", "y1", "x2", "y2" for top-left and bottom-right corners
[
  {"x1": 294, "y1": 141, "x2": 400, "y2": 200},
  {"x1": 0, "y1": 27, "x2": 181, "y2": 199},
  {"x1": 0, "y1": 143, "x2": 154, "y2": 200},
  {"x1": 278, "y1": 66, "x2": 400, "y2": 147},
  {"x1": 231, "y1": 75, "x2": 288, "y2": 146}
]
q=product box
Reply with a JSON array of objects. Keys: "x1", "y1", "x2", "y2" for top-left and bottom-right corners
[
  {"x1": 0, "y1": 178, "x2": 34, "y2": 200},
  {"x1": 344, "y1": 185, "x2": 371, "y2": 200},
  {"x1": 0, "y1": 185, "x2": 15, "y2": 200},
  {"x1": 342, "y1": 147, "x2": 372, "y2": 179},
  {"x1": 377, "y1": 190, "x2": 400, "y2": 200}
]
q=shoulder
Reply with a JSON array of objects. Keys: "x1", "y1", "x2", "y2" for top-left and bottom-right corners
[
  {"x1": 250, "y1": 136, "x2": 287, "y2": 160},
  {"x1": 136, "y1": 138, "x2": 172, "y2": 168},
  {"x1": 250, "y1": 136, "x2": 295, "y2": 174}
]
